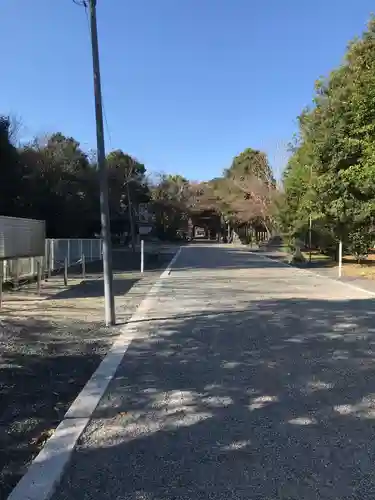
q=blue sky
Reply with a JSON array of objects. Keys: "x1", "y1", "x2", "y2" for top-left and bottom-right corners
[{"x1": 1, "y1": 1, "x2": 374, "y2": 180}]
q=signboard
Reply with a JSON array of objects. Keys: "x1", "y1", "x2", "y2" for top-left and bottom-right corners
[
  {"x1": 0, "y1": 216, "x2": 45, "y2": 259},
  {"x1": 137, "y1": 203, "x2": 155, "y2": 223},
  {"x1": 194, "y1": 226, "x2": 206, "y2": 238},
  {"x1": 139, "y1": 225, "x2": 153, "y2": 235}
]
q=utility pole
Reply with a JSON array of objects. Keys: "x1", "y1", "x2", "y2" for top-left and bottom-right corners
[
  {"x1": 88, "y1": 0, "x2": 115, "y2": 325},
  {"x1": 126, "y1": 179, "x2": 136, "y2": 252}
]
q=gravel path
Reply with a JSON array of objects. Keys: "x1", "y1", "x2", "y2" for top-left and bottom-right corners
[
  {"x1": 48, "y1": 245, "x2": 375, "y2": 499},
  {"x1": 0, "y1": 252, "x2": 173, "y2": 499}
]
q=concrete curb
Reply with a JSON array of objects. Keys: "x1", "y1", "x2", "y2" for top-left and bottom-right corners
[{"x1": 6, "y1": 247, "x2": 183, "y2": 500}]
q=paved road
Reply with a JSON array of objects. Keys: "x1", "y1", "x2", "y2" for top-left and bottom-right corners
[{"x1": 52, "y1": 245, "x2": 375, "y2": 499}]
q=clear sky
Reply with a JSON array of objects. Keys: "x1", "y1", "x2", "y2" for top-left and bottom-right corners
[{"x1": 1, "y1": 1, "x2": 374, "y2": 180}]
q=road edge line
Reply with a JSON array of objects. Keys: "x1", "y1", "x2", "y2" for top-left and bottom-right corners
[{"x1": 6, "y1": 246, "x2": 182, "y2": 500}]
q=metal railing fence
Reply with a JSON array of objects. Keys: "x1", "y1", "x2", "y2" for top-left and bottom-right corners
[{"x1": 2, "y1": 238, "x2": 103, "y2": 283}]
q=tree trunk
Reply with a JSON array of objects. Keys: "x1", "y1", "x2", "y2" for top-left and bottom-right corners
[{"x1": 263, "y1": 220, "x2": 271, "y2": 239}]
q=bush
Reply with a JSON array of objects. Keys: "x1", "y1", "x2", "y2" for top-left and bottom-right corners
[
  {"x1": 315, "y1": 227, "x2": 336, "y2": 257},
  {"x1": 348, "y1": 230, "x2": 372, "y2": 263}
]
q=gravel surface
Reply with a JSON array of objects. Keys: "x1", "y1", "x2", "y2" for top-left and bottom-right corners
[
  {"x1": 0, "y1": 251, "x2": 174, "y2": 499},
  {"x1": 52, "y1": 245, "x2": 375, "y2": 499}
]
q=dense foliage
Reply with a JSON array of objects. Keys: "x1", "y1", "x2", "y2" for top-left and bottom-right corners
[
  {"x1": 278, "y1": 18, "x2": 375, "y2": 259},
  {"x1": 0, "y1": 120, "x2": 149, "y2": 238},
  {"x1": 147, "y1": 148, "x2": 276, "y2": 240},
  {"x1": 1, "y1": 129, "x2": 274, "y2": 242},
  {"x1": 5, "y1": 19, "x2": 375, "y2": 249}
]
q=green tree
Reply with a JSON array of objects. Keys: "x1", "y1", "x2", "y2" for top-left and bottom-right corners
[
  {"x1": 279, "y1": 17, "x2": 375, "y2": 254},
  {"x1": 150, "y1": 174, "x2": 191, "y2": 239},
  {"x1": 106, "y1": 150, "x2": 149, "y2": 247},
  {"x1": 0, "y1": 116, "x2": 27, "y2": 217},
  {"x1": 219, "y1": 148, "x2": 276, "y2": 235}
]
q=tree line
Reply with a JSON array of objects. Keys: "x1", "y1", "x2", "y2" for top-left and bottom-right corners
[
  {"x1": 0, "y1": 119, "x2": 148, "y2": 239},
  {"x1": 151, "y1": 148, "x2": 277, "y2": 241},
  {"x1": 0, "y1": 114, "x2": 276, "y2": 242},
  {"x1": 277, "y1": 17, "x2": 375, "y2": 261},
  {"x1": 4, "y1": 19, "x2": 375, "y2": 249}
]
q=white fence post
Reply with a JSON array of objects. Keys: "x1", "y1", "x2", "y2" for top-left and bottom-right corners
[
  {"x1": 338, "y1": 240, "x2": 343, "y2": 278},
  {"x1": 44, "y1": 240, "x2": 47, "y2": 275},
  {"x1": 0, "y1": 261, "x2": 3, "y2": 306},
  {"x1": 51, "y1": 239, "x2": 55, "y2": 271},
  {"x1": 141, "y1": 239, "x2": 144, "y2": 273}
]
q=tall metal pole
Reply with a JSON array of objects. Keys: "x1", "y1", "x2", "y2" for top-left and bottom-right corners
[
  {"x1": 308, "y1": 214, "x2": 312, "y2": 263},
  {"x1": 338, "y1": 239, "x2": 343, "y2": 278},
  {"x1": 308, "y1": 164, "x2": 312, "y2": 264},
  {"x1": 126, "y1": 180, "x2": 136, "y2": 252},
  {"x1": 88, "y1": 0, "x2": 115, "y2": 325}
]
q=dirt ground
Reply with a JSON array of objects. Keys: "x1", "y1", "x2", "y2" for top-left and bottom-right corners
[
  {"x1": 341, "y1": 253, "x2": 375, "y2": 280},
  {"x1": 0, "y1": 250, "x2": 173, "y2": 499}
]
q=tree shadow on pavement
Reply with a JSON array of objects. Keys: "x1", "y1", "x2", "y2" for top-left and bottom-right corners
[
  {"x1": 0, "y1": 252, "x2": 176, "y2": 497},
  {"x1": 52, "y1": 278, "x2": 139, "y2": 300},
  {"x1": 171, "y1": 248, "x2": 288, "y2": 272},
  {"x1": 52, "y1": 296, "x2": 375, "y2": 499}
]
